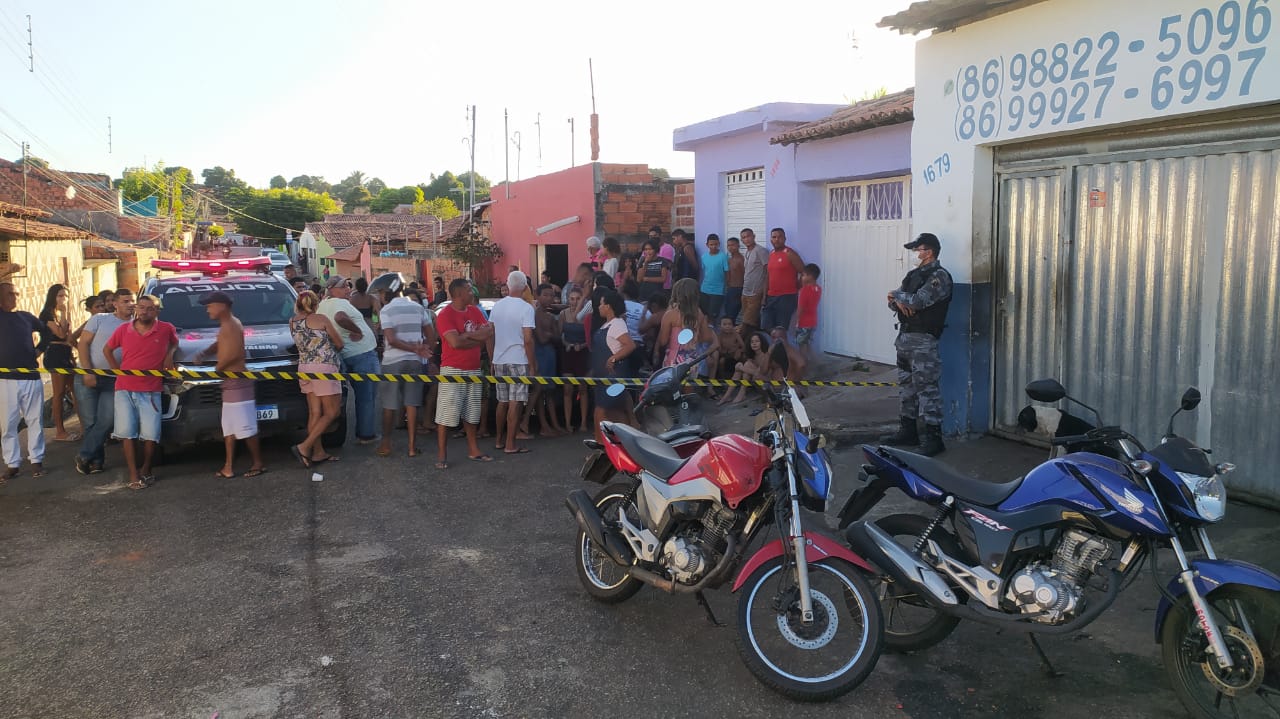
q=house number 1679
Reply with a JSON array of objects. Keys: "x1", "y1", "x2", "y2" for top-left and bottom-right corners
[{"x1": 922, "y1": 153, "x2": 951, "y2": 185}]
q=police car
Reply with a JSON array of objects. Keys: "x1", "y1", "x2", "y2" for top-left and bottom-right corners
[{"x1": 144, "y1": 256, "x2": 347, "y2": 449}]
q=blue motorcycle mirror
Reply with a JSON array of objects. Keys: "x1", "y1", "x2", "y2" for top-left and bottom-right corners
[
  {"x1": 1025, "y1": 378, "x2": 1067, "y2": 403},
  {"x1": 676, "y1": 328, "x2": 695, "y2": 345},
  {"x1": 605, "y1": 383, "x2": 627, "y2": 398}
]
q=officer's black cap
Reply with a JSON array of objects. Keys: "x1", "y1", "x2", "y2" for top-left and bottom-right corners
[{"x1": 904, "y1": 233, "x2": 941, "y2": 252}]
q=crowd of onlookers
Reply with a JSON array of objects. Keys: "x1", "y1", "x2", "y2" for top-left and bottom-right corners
[{"x1": 0, "y1": 224, "x2": 822, "y2": 482}]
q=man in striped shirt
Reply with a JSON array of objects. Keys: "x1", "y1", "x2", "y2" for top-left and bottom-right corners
[{"x1": 377, "y1": 279, "x2": 435, "y2": 458}]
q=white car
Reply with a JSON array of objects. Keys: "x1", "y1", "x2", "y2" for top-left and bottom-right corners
[{"x1": 260, "y1": 249, "x2": 290, "y2": 276}]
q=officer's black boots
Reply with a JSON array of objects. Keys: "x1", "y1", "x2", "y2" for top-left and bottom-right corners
[
  {"x1": 916, "y1": 424, "x2": 946, "y2": 457},
  {"x1": 882, "y1": 417, "x2": 919, "y2": 446}
]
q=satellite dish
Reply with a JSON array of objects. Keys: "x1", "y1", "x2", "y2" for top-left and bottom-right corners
[{"x1": 65, "y1": 186, "x2": 76, "y2": 200}]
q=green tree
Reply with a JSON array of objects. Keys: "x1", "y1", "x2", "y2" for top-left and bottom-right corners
[
  {"x1": 421, "y1": 171, "x2": 464, "y2": 202},
  {"x1": 410, "y1": 197, "x2": 460, "y2": 221},
  {"x1": 16, "y1": 155, "x2": 50, "y2": 169},
  {"x1": 650, "y1": 167, "x2": 670, "y2": 180},
  {"x1": 231, "y1": 188, "x2": 338, "y2": 242},
  {"x1": 445, "y1": 225, "x2": 503, "y2": 280},
  {"x1": 269, "y1": 175, "x2": 288, "y2": 189},
  {"x1": 343, "y1": 185, "x2": 372, "y2": 212},
  {"x1": 207, "y1": 224, "x2": 225, "y2": 240},
  {"x1": 119, "y1": 163, "x2": 191, "y2": 243},
  {"x1": 288, "y1": 175, "x2": 332, "y2": 194},
  {"x1": 331, "y1": 170, "x2": 367, "y2": 199},
  {"x1": 366, "y1": 177, "x2": 387, "y2": 195},
  {"x1": 456, "y1": 171, "x2": 492, "y2": 202},
  {"x1": 200, "y1": 166, "x2": 249, "y2": 196},
  {"x1": 369, "y1": 185, "x2": 425, "y2": 214}
]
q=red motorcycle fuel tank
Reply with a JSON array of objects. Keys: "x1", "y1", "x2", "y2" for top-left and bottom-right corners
[{"x1": 668, "y1": 435, "x2": 772, "y2": 508}]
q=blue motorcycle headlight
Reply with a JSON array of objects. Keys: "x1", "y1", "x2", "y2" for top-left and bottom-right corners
[{"x1": 1176, "y1": 471, "x2": 1226, "y2": 523}]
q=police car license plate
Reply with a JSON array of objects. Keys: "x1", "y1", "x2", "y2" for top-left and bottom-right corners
[{"x1": 256, "y1": 405, "x2": 279, "y2": 421}]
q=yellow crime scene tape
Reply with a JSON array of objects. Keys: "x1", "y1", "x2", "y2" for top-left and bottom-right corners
[{"x1": 0, "y1": 367, "x2": 896, "y2": 388}]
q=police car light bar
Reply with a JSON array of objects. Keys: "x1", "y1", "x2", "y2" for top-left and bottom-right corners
[{"x1": 151, "y1": 256, "x2": 272, "y2": 273}]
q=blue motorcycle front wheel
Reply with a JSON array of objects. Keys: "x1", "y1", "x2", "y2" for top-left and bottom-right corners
[{"x1": 1162, "y1": 586, "x2": 1280, "y2": 719}]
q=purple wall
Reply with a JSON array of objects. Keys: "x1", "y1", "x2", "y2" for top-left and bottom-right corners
[{"x1": 682, "y1": 119, "x2": 912, "y2": 267}]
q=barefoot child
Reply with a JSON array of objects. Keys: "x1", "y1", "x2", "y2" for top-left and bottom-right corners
[
  {"x1": 719, "y1": 331, "x2": 771, "y2": 405},
  {"x1": 712, "y1": 316, "x2": 746, "y2": 380}
]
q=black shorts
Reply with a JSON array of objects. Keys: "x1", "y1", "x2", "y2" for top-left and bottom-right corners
[{"x1": 42, "y1": 343, "x2": 74, "y2": 370}]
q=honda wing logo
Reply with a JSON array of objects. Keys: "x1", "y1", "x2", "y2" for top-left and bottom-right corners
[
  {"x1": 962, "y1": 508, "x2": 1010, "y2": 532},
  {"x1": 1099, "y1": 484, "x2": 1147, "y2": 514}
]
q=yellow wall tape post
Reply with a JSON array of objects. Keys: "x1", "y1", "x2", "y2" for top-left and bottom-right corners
[{"x1": 0, "y1": 367, "x2": 896, "y2": 388}]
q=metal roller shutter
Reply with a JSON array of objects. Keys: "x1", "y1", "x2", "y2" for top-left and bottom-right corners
[
  {"x1": 992, "y1": 107, "x2": 1280, "y2": 505},
  {"x1": 724, "y1": 168, "x2": 765, "y2": 239}
]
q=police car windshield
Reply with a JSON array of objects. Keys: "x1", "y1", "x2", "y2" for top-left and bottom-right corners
[{"x1": 157, "y1": 278, "x2": 295, "y2": 330}]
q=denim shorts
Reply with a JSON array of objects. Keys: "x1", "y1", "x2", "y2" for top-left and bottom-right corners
[{"x1": 113, "y1": 390, "x2": 163, "y2": 443}]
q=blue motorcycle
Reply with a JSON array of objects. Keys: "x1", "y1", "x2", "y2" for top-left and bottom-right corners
[{"x1": 839, "y1": 379, "x2": 1280, "y2": 719}]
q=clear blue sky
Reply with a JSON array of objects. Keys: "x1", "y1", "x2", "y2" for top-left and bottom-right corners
[{"x1": 0, "y1": 1, "x2": 917, "y2": 189}]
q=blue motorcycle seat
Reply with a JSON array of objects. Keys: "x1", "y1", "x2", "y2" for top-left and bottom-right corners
[{"x1": 881, "y1": 446, "x2": 1024, "y2": 506}]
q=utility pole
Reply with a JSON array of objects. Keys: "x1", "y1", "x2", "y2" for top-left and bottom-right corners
[
  {"x1": 568, "y1": 117, "x2": 575, "y2": 167},
  {"x1": 504, "y1": 108, "x2": 510, "y2": 199},
  {"x1": 589, "y1": 59, "x2": 600, "y2": 162},
  {"x1": 535, "y1": 113, "x2": 542, "y2": 170},
  {"x1": 468, "y1": 104, "x2": 476, "y2": 215},
  {"x1": 511, "y1": 131, "x2": 522, "y2": 182},
  {"x1": 21, "y1": 141, "x2": 29, "y2": 238},
  {"x1": 26, "y1": 15, "x2": 33, "y2": 73},
  {"x1": 107, "y1": 116, "x2": 112, "y2": 154}
]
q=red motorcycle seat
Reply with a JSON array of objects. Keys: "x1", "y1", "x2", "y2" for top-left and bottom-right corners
[{"x1": 603, "y1": 422, "x2": 689, "y2": 480}]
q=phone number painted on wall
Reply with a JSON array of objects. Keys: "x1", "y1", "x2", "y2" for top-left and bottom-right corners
[{"x1": 952, "y1": 0, "x2": 1272, "y2": 142}]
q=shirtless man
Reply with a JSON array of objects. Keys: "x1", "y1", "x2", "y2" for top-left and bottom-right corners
[{"x1": 196, "y1": 291, "x2": 266, "y2": 478}]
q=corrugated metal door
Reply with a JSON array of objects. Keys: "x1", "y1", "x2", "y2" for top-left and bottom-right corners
[
  {"x1": 992, "y1": 171, "x2": 1066, "y2": 434},
  {"x1": 1065, "y1": 157, "x2": 1207, "y2": 445},
  {"x1": 822, "y1": 177, "x2": 912, "y2": 363},
  {"x1": 724, "y1": 168, "x2": 765, "y2": 239},
  {"x1": 1210, "y1": 148, "x2": 1280, "y2": 503},
  {"x1": 994, "y1": 111, "x2": 1280, "y2": 504}
]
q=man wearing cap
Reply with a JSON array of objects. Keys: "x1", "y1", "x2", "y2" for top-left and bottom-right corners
[
  {"x1": 319, "y1": 275, "x2": 380, "y2": 445},
  {"x1": 882, "y1": 232, "x2": 953, "y2": 456},
  {"x1": 195, "y1": 292, "x2": 266, "y2": 478},
  {"x1": 375, "y1": 276, "x2": 435, "y2": 458},
  {"x1": 0, "y1": 281, "x2": 46, "y2": 481}
]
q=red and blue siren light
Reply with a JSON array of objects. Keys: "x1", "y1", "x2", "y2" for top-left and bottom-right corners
[{"x1": 151, "y1": 256, "x2": 272, "y2": 274}]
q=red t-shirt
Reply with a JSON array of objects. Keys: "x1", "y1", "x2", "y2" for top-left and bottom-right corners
[
  {"x1": 105, "y1": 320, "x2": 178, "y2": 392},
  {"x1": 767, "y1": 249, "x2": 800, "y2": 297},
  {"x1": 436, "y1": 303, "x2": 489, "y2": 371},
  {"x1": 797, "y1": 284, "x2": 822, "y2": 329}
]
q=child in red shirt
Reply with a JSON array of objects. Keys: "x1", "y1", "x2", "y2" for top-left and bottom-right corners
[{"x1": 796, "y1": 263, "x2": 822, "y2": 362}]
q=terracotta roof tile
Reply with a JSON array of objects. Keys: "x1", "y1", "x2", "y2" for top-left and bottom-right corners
[
  {"x1": 0, "y1": 215, "x2": 88, "y2": 239},
  {"x1": 0, "y1": 200, "x2": 52, "y2": 218},
  {"x1": 770, "y1": 88, "x2": 914, "y2": 146},
  {"x1": 329, "y1": 243, "x2": 365, "y2": 262},
  {"x1": 305, "y1": 213, "x2": 462, "y2": 249}
]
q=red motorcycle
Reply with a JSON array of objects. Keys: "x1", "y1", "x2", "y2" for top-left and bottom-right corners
[{"x1": 567, "y1": 385, "x2": 884, "y2": 701}]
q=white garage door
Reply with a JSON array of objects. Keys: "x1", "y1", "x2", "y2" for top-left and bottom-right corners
[
  {"x1": 724, "y1": 168, "x2": 765, "y2": 239},
  {"x1": 821, "y1": 177, "x2": 912, "y2": 364}
]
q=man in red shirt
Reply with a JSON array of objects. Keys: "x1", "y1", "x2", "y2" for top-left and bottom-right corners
[
  {"x1": 760, "y1": 227, "x2": 806, "y2": 336},
  {"x1": 104, "y1": 294, "x2": 178, "y2": 490},
  {"x1": 434, "y1": 278, "x2": 494, "y2": 468}
]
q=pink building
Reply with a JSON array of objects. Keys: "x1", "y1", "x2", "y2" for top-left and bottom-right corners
[{"x1": 485, "y1": 162, "x2": 677, "y2": 287}]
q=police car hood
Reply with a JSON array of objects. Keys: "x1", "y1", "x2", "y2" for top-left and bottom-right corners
[{"x1": 153, "y1": 274, "x2": 299, "y2": 365}]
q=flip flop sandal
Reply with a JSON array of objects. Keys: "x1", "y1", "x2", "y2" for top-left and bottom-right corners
[
  {"x1": 141, "y1": 474, "x2": 156, "y2": 486},
  {"x1": 503, "y1": 447, "x2": 532, "y2": 455},
  {"x1": 214, "y1": 470, "x2": 236, "y2": 479},
  {"x1": 312, "y1": 455, "x2": 341, "y2": 463},
  {"x1": 434, "y1": 461, "x2": 449, "y2": 470},
  {"x1": 467, "y1": 454, "x2": 494, "y2": 462},
  {"x1": 375, "y1": 447, "x2": 392, "y2": 457},
  {"x1": 407, "y1": 449, "x2": 422, "y2": 458},
  {"x1": 128, "y1": 480, "x2": 145, "y2": 490},
  {"x1": 242, "y1": 468, "x2": 268, "y2": 478},
  {"x1": 290, "y1": 445, "x2": 313, "y2": 469},
  {"x1": 31, "y1": 466, "x2": 47, "y2": 478}
]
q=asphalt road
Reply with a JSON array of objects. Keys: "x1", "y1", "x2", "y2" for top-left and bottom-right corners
[{"x1": 2, "y1": 424, "x2": 1277, "y2": 719}]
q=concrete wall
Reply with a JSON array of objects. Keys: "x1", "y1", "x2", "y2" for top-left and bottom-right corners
[{"x1": 909, "y1": 0, "x2": 1280, "y2": 435}]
